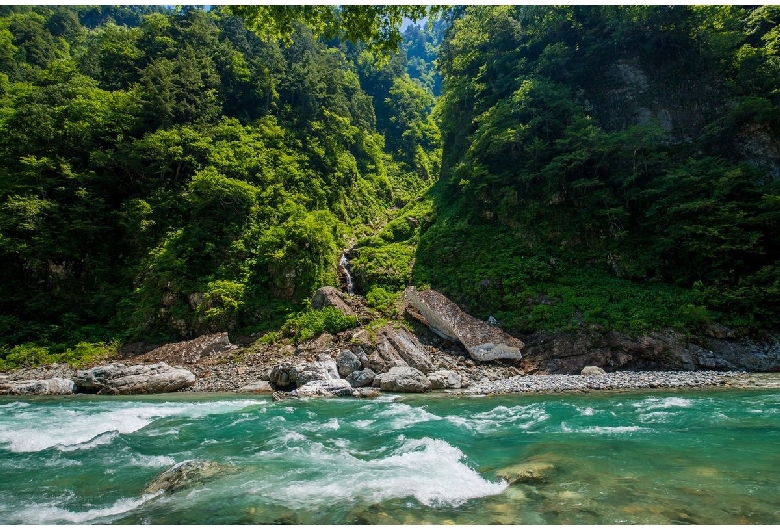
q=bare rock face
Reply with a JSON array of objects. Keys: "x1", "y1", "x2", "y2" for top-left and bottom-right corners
[
  {"x1": 311, "y1": 286, "x2": 355, "y2": 317},
  {"x1": 374, "y1": 366, "x2": 431, "y2": 393},
  {"x1": 269, "y1": 363, "x2": 298, "y2": 387},
  {"x1": 143, "y1": 460, "x2": 234, "y2": 494},
  {"x1": 0, "y1": 377, "x2": 75, "y2": 395},
  {"x1": 404, "y1": 287, "x2": 524, "y2": 361},
  {"x1": 141, "y1": 332, "x2": 234, "y2": 364},
  {"x1": 74, "y1": 362, "x2": 195, "y2": 394}
]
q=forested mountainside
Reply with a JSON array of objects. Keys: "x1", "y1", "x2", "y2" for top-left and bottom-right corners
[
  {"x1": 1, "y1": 5, "x2": 779, "y2": 369},
  {"x1": 0, "y1": 5, "x2": 441, "y2": 363},
  {"x1": 411, "y1": 6, "x2": 780, "y2": 335}
]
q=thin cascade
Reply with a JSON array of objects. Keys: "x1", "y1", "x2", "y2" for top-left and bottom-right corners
[{"x1": 339, "y1": 253, "x2": 355, "y2": 294}]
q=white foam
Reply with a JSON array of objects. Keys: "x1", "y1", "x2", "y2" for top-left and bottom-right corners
[
  {"x1": 9, "y1": 492, "x2": 161, "y2": 524},
  {"x1": 577, "y1": 426, "x2": 649, "y2": 434},
  {"x1": 0, "y1": 401, "x2": 29, "y2": 409},
  {"x1": 0, "y1": 399, "x2": 258, "y2": 453},
  {"x1": 129, "y1": 454, "x2": 176, "y2": 468},
  {"x1": 375, "y1": 403, "x2": 442, "y2": 430},
  {"x1": 634, "y1": 396, "x2": 694, "y2": 411},
  {"x1": 249, "y1": 437, "x2": 506, "y2": 508},
  {"x1": 351, "y1": 419, "x2": 374, "y2": 429},
  {"x1": 446, "y1": 404, "x2": 549, "y2": 433}
]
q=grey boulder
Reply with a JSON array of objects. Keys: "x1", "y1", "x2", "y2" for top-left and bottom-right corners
[
  {"x1": 296, "y1": 379, "x2": 354, "y2": 398},
  {"x1": 74, "y1": 362, "x2": 195, "y2": 394},
  {"x1": 428, "y1": 370, "x2": 462, "y2": 390},
  {"x1": 337, "y1": 349, "x2": 362, "y2": 377},
  {"x1": 375, "y1": 366, "x2": 431, "y2": 393},
  {"x1": 346, "y1": 368, "x2": 376, "y2": 388},
  {"x1": 581, "y1": 365, "x2": 606, "y2": 375}
]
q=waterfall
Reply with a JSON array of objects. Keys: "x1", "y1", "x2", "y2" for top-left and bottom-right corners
[{"x1": 339, "y1": 253, "x2": 355, "y2": 294}]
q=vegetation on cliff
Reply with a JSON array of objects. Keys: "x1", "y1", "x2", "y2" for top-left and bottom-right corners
[{"x1": 1, "y1": 5, "x2": 779, "y2": 370}]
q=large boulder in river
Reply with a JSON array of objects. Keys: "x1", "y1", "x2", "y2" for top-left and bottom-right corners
[
  {"x1": 74, "y1": 362, "x2": 195, "y2": 394},
  {"x1": 375, "y1": 366, "x2": 431, "y2": 393},
  {"x1": 269, "y1": 363, "x2": 298, "y2": 387},
  {"x1": 311, "y1": 286, "x2": 355, "y2": 317},
  {"x1": 296, "y1": 356, "x2": 340, "y2": 387},
  {"x1": 143, "y1": 460, "x2": 234, "y2": 494},
  {"x1": 0, "y1": 377, "x2": 75, "y2": 396},
  {"x1": 495, "y1": 460, "x2": 555, "y2": 485},
  {"x1": 404, "y1": 287, "x2": 524, "y2": 362}
]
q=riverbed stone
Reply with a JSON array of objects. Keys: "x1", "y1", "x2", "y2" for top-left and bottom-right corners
[
  {"x1": 141, "y1": 332, "x2": 234, "y2": 364},
  {"x1": 296, "y1": 358, "x2": 340, "y2": 386},
  {"x1": 404, "y1": 287, "x2": 524, "y2": 361},
  {"x1": 142, "y1": 460, "x2": 234, "y2": 494},
  {"x1": 269, "y1": 363, "x2": 298, "y2": 387},
  {"x1": 496, "y1": 461, "x2": 555, "y2": 484},
  {"x1": 74, "y1": 362, "x2": 195, "y2": 394}
]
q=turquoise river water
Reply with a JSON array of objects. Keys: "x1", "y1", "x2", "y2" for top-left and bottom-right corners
[{"x1": 0, "y1": 389, "x2": 779, "y2": 524}]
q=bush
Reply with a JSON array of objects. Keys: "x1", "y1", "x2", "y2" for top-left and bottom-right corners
[
  {"x1": 366, "y1": 286, "x2": 399, "y2": 317},
  {"x1": 282, "y1": 306, "x2": 359, "y2": 344}
]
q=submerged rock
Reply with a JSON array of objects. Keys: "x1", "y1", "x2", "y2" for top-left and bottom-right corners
[
  {"x1": 0, "y1": 377, "x2": 75, "y2": 395},
  {"x1": 496, "y1": 461, "x2": 555, "y2": 485},
  {"x1": 404, "y1": 287, "x2": 524, "y2": 362},
  {"x1": 142, "y1": 460, "x2": 234, "y2": 494},
  {"x1": 74, "y1": 362, "x2": 195, "y2": 394}
]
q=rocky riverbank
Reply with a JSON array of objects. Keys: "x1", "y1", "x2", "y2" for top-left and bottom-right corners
[{"x1": 2, "y1": 287, "x2": 780, "y2": 398}]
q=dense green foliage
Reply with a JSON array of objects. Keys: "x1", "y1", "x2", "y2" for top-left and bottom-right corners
[
  {"x1": 2, "y1": 5, "x2": 780, "y2": 371},
  {"x1": 413, "y1": 6, "x2": 780, "y2": 334},
  {"x1": 0, "y1": 5, "x2": 441, "y2": 363}
]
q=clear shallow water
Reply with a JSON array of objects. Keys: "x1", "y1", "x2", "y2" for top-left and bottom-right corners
[{"x1": 0, "y1": 389, "x2": 779, "y2": 524}]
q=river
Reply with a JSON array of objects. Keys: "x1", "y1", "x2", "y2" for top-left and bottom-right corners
[{"x1": 1, "y1": 389, "x2": 778, "y2": 524}]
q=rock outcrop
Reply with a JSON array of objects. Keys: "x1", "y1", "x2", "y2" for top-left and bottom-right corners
[
  {"x1": 404, "y1": 287, "x2": 524, "y2": 361},
  {"x1": 296, "y1": 357, "x2": 340, "y2": 386},
  {"x1": 0, "y1": 377, "x2": 75, "y2": 395},
  {"x1": 140, "y1": 332, "x2": 234, "y2": 364},
  {"x1": 269, "y1": 363, "x2": 298, "y2": 388},
  {"x1": 74, "y1": 362, "x2": 195, "y2": 394},
  {"x1": 374, "y1": 366, "x2": 431, "y2": 393},
  {"x1": 311, "y1": 286, "x2": 355, "y2": 317},
  {"x1": 143, "y1": 460, "x2": 234, "y2": 494}
]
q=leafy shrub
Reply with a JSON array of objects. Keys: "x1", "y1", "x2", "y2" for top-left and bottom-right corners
[
  {"x1": 366, "y1": 286, "x2": 399, "y2": 317},
  {"x1": 282, "y1": 306, "x2": 359, "y2": 344},
  {"x1": 0, "y1": 343, "x2": 55, "y2": 370}
]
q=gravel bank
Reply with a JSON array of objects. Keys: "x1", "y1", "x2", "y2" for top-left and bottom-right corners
[{"x1": 463, "y1": 370, "x2": 749, "y2": 395}]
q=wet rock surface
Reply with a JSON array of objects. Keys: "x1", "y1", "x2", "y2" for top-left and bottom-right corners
[{"x1": 142, "y1": 460, "x2": 235, "y2": 494}]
